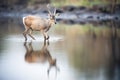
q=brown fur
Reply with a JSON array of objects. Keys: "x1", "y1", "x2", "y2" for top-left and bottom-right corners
[
  {"x1": 23, "y1": 14, "x2": 56, "y2": 41},
  {"x1": 24, "y1": 41, "x2": 56, "y2": 66}
]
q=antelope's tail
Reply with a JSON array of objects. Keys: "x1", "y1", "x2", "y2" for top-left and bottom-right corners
[{"x1": 22, "y1": 17, "x2": 26, "y2": 26}]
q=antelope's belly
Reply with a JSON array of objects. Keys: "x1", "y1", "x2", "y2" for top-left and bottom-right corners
[
  {"x1": 31, "y1": 23, "x2": 47, "y2": 31},
  {"x1": 35, "y1": 57, "x2": 47, "y2": 63}
]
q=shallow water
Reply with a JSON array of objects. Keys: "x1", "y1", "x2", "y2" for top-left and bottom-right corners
[{"x1": 0, "y1": 18, "x2": 120, "y2": 80}]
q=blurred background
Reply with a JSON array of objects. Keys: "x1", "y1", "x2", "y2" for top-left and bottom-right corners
[{"x1": 0, "y1": 0, "x2": 120, "y2": 80}]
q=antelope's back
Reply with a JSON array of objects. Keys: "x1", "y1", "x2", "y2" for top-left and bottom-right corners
[
  {"x1": 25, "y1": 50, "x2": 49, "y2": 63},
  {"x1": 23, "y1": 15, "x2": 48, "y2": 30}
]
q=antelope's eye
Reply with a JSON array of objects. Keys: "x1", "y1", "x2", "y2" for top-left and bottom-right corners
[
  {"x1": 50, "y1": 17, "x2": 53, "y2": 19},
  {"x1": 51, "y1": 16, "x2": 55, "y2": 19}
]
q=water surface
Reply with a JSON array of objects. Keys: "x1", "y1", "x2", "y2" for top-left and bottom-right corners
[{"x1": 0, "y1": 18, "x2": 120, "y2": 80}]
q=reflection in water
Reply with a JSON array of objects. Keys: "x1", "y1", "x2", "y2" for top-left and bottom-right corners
[
  {"x1": 24, "y1": 40, "x2": 59, "y2": 77},
  {"x1": 109, "y1": 21, "x2": 120, "y2": 80},
  {"x1": 66, "y1": 36, "x2": 120, "y2": 80},
  {"x1": 0, "y1": 17, "x2": 120, "y2": 80},
  {"x1": 65, "y1": 26, "x2": 120, "y2": 80}
]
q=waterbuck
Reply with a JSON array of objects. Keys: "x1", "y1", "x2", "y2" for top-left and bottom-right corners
[{"x1": 23, "y1": 4, "x2": 58, "y2": 41}]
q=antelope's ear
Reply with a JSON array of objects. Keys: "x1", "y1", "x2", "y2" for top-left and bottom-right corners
[{"x1": 55, "y1": 13, "x2": 60, "y2": 17}]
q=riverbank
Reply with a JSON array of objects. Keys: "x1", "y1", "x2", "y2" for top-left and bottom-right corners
[{"x1": 0, "y1": 4, "x2": 120, "y2": 27}]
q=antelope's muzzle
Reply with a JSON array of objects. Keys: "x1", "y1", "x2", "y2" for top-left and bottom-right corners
[{"x1": 54, "y1": 20, "x2": 57, "y2": 24}]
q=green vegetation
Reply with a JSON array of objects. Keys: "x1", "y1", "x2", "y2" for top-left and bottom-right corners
[
  {"x1": 51, "y1": 0, "x2": 120, "y2": 7},
  {"x1": 0, "y1": 0, "x2": 119, "y2": 11},
  {"x1": 52, "y1": 23, "x2": 120, "y2": 38}
]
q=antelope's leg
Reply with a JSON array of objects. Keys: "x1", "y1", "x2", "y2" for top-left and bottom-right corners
[
  {"x1": 46, "y1": 34, "x2": 49, "y2": 40},
  {"x1": 28, "y1": 29, "x2": 36, "y2": 40},
  {"x1": 44, "y1": 32, "x2": 49, "y2": 40},
  {"x1": 41, "y1": 30, "x2": 49, "y2": 40},
  {"x1": 28, "y1": 41, "x2": 33, "y2": 52},
  {"x1": 23, "y1": 29, "x2": 29, "y2": 41},
  {"x1": 44, "y1": 39, "x2": 49, "y2": 46},
  {"x1": 24, "y1": 41, "x2": 28, "y2": 51}
]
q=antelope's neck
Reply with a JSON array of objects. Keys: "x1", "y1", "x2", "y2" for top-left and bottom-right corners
[
  {"x1": 44, "y1": 19, "x2": 52, "y2": 32},
  {"x1": 48, "y1": 19, "x2": 53, "y2": 27},
  {"x1": 48, "y1": 58, "x2": 53, "y2": 65}
]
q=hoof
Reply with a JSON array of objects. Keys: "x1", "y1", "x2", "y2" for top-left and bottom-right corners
[
  {"x1": 33, "y1": 38, "x2": 36, "y2": 40},
  {"x1": 46, "y1": 36, "x2": 49, "y2": 40},
  {"x1": 25, "y1": 39, "x2": 27, "y2": 42}
]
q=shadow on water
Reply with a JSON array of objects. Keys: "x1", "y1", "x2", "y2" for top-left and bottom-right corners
[{"x1": 0, "y1": 16, "x2": 120, "y2": 80}]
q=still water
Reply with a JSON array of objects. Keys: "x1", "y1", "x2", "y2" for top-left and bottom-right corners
[{"x1": 0, "y1": 18, "x2": 120, "y2": 80}]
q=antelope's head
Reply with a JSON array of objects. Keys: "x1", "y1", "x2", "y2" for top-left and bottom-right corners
[
  {"x1": 47, "y1": 58, "x2": 60, "y2": 78},
  {"x1": 47, "y1": 4, "x2": 59, "y2": 24}
]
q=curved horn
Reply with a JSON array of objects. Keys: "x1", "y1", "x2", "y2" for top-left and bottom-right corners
[
  {"x1": 47, "y1": 4, "x2": 52, "y2": 15},
  {"x1": 54, "y1": 8, "x2": 56, "y2": 15},
  {"x1": 47, "y1": 65, "x2": 60, "y2": 78},
  {"x1": 56, "y1": 66, "x2": 60, "y2": 71},
  {"x1": 47, "y1": 66, "x2": 51, "y2": 77},
  {"x1": 55, "y1": 66, "x2": 60, "y2": 78}
]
